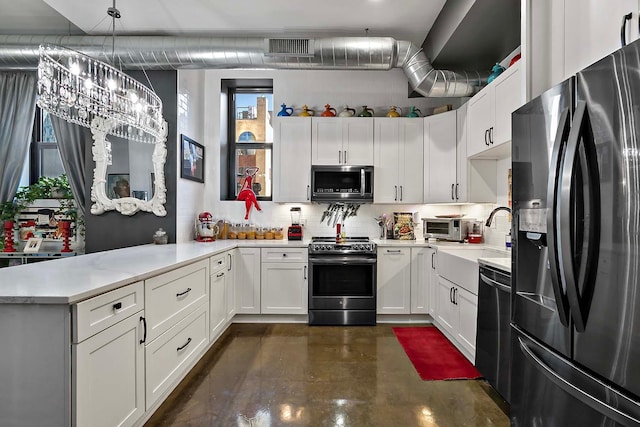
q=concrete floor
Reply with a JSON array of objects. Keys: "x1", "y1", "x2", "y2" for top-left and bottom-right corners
[{"x1": 145, "y1": 324, "x2": 509, "y2": 426}]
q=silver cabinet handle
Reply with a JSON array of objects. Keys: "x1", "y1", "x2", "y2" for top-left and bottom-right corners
[
  {"x1": 386, "y1": 249, "x2": 402, "y2": 253},
  {"x1": 307, "y1": 184, "x2": 310, "y2": 201},
  {"x1": 228, "y1": 253, "x2": 232, "y2": 271},
  {"x1": 216, "y1": 272, "x2": 224, "y2": 278},
  {"x1": 339, "y1": 150, "x2": 342, "y2": 163},
  {"x1": 431, "y1": 252, "x2": 435, "y2": 269},
  {"x1": 455, "y1": 183, "x2": 459, "y2": 200},
  {"x1": 399, "y1": 185, "x2": 403, "y2": 201},
  {"x1": 394, "y1": 185, "x2": 398, "y2": 201},
  {"x1": 451, "y1": 184, "x2": 455, "y2": 200},
  {"x1": 304, "y1": 265, "x2": 307, "y2": 280},
  {"x1": 344, "y1": 150, "x2": 347, "y2": 164},
  {"x1": 484, "y1": 129, "x2": 490, "y2": 146},
  {"x1": 489, "y1": 126, "x2": 494, "y2": 144}
]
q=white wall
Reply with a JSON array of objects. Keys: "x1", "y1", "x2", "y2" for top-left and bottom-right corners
[
  {"x1": 176, "y1": 70, "x2": 206, "y2": 242},
  {"x1": 177, "y1": 67, "x2": 512, "y2": 242}
]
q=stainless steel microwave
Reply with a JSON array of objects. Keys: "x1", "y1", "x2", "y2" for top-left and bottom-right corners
[
  {"x1": 422, "y1": 218, "x2": 473, "y2": 241},
  {"x1": 311, "y1": 165, "x2": 374, "y2": 202}
]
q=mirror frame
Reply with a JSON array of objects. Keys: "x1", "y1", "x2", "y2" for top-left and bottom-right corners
[{"x1": 90, "y1": 117, "x2": 168, "y2": 216}]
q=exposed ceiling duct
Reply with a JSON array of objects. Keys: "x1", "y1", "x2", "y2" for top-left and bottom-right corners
[{"x1": 0, "y1": 35, "x2": 483, "y2": 97}]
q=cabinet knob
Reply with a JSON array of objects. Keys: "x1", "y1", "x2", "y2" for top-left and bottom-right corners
[{"x1": 282, "y1": 253, "x2": 287, "y2": 257}]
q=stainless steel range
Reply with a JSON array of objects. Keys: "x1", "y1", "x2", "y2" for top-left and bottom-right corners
[{"x1": 308, "y1": 237, "x2": 377, "y2": 326}]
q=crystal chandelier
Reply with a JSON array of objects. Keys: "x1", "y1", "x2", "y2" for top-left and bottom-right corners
[{"x1": 36, "y1": 2, "x2": 165, "y2": 144}]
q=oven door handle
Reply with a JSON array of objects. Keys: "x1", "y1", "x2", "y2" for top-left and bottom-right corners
[{"x1": 309, "y1": 257, "x2": 377, "y2": 264}]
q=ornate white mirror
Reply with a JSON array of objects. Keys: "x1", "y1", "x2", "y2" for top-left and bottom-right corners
[{"x1": 90, "y1": 117, "x2": 168, "y2": 216}]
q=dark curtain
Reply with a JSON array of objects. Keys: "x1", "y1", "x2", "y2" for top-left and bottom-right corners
[
  {"x1": 0, "y1": 72, "x2": 37, "y2": 202},
  {"x1": 50, "y1": 116, "x2": 88, "y2": 215}
]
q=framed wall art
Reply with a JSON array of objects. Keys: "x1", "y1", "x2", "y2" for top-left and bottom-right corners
[{"x1": 181, "y1": 134, "x2": 205, "y2": 183}]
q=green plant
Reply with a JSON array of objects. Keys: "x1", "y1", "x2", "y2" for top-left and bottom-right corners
[{"x1": 0, "y1": 199, "x2": 25, "y2": 222}]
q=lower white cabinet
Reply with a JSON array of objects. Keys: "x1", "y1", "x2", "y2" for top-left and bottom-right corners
[
  {"x1": 377, "y1": 247, "x2": 411, "y2": 314},
  {"x1": 145, "y1": 303, "x2": 209, "y2": 409},
  {"x1": 209, "y1": 268, "x2": 227, "y2": 341},
  {"x1": 236, "y1": 247, "x2": 261, "y2": 314},
  {"x1": 73, "y1": 311, "x2": 145, "y2": 427},
  {"x1": 436, "y1": 275, "x2": 478, "y2": 362},
  {"x1": 260, "y1": 248, "x2": 308, "y2": 314},
  {"x1": 410, "y1": 247, "x2": 434, "y2": 314},
  {"x1": 226, "y1": 249, "x2": 237, "y2": 321}
]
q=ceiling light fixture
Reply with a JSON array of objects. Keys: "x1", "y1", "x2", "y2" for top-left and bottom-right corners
[{"x1": 35, "y1": 1, "x2": 165, "y2": 144}]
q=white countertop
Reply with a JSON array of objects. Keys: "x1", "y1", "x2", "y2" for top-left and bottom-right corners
[
  {"x1": 478, "y1": 257, "x2": 512, "y2": 273},
  {"x1": 0, "y1": 239, "x2": 309, "y2": 305},
  {"x1": 0, "y1": 237, "x2": 510, "y2": 305}
]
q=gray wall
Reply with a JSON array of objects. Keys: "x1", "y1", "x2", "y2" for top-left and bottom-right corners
[{"x1": 84, "y1": 71, "x2": 177, "y2": 253}]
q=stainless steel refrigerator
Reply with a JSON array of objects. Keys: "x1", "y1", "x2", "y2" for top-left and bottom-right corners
[{"x1": 511, "y1": 39, "x2": 640, "y2": 426}]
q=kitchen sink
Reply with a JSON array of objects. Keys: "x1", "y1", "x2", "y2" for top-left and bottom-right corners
[{"x1": 437, "y1": 247, "x2": 511, "y2": 294}]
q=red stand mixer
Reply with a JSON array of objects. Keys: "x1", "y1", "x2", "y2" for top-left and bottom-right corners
[{"x1": 195, "y1": 212, "x2": 219, "y2": 242}]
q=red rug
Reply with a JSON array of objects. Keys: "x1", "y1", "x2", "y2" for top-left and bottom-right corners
[{"x1": 393, "y1": 326, "x2": 482, "y2": 381}]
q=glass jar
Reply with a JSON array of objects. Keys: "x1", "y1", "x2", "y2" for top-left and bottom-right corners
[
  {"x1": 274, "y1": 227, "x2": 284, "y2": 240},
  {"x1": 247, "y1": 223, "x2": 256, "y2": 240},
  {"x1": 255, "y1": 227, "x2": 265, "y2": 240},
  {"x1": 237, "y1": 223, "x2": 247, "y2": 240},
  {"x1": 227, "y1": 223, "x2": 238, "y2": 239},
  {"x1": 264, "y1": 226, "x2": 275, "y2": 240}
]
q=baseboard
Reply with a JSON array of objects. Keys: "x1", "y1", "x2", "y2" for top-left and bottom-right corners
[{"x1": 376, "y1": 314, "x2": 433, "y2": 324}]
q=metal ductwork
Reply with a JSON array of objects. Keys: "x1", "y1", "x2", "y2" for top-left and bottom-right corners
[{"x1": 0, "y1": 35, "x2": 483, "y2": 97}]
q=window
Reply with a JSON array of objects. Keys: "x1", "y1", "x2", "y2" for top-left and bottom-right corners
[
  {"x1": 30, "y1": 108, "x2": 65, "y2": 183},
  {"x1": 225, "y1": 86, "x2": 273, "y2": 200}
]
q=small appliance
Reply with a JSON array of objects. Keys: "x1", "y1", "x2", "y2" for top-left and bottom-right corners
[
  {"x1": 422, "y1": 217, "x2": 474, "y2": 241},
  {"x1": 287, "y1": 207, "x2": 303, "y2": 240},
  {"x1": 311, "y1": 165, "x2": 374, "y2": 202},
  {"x1": 194, "y1": 212, "x2": 219, "y2": 242}
]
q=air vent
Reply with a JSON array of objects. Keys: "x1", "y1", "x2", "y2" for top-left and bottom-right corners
[{"x1": 265, "y1": 38, "x2": 314, "y2": 57}]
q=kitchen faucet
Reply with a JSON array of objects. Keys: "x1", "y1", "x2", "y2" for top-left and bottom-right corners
[{"x1": 485, "y1": 206, "x2": 512, "y2": 227}]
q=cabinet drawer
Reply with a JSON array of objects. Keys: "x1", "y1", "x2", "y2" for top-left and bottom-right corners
[
  {"x1": 261, "y1": 248, "x2": 308, "y2": 262},
  {"x1": 145, "y1": 259, "x2": 208, "y2": 342},
  {"x1": 145, "y1": 303, "x2": 208, "y2": 409},
  {"x1": 209, "y1": 252, "x2": 227, "y2": 274},
  {"x1": 73, "y1": 281, "x2": 144, "y2": 343}
]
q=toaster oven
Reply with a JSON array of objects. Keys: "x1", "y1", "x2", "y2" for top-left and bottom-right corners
[{"x1": 422, "y1": 218, "x2": 474, "y2": 241}]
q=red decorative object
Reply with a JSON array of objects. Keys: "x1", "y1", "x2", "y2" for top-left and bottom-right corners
[
  {"x1": 60, "y1": 220, "x2": 72, "y2": 253},
  {"x1": 393, "y1": 326, "x2": 482, "y2": 380},
  {"x1": 236, "y1": 167, "x2": 262, "y2": 220},
  {"x1": 3, "y1": 220, "x2": 16, "y2": 252}
]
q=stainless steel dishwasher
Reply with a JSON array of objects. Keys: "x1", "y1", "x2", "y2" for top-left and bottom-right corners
[{"x1": 476, "y1": 263, "x2": 511, "y2": 403}]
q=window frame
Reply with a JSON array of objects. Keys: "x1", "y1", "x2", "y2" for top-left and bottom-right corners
[
  {"x1": 226, "y1": 86, "x2": 273, "y2": 201},
  {"x1": 30, "y1": 107, "x2": 64, "y2": 184}
]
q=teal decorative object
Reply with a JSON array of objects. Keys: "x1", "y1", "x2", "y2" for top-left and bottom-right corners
[
  {"x1": 406, "y1": 106, "x2": 422, "y2": 118},
  {"x1": 487, "y1": 63, "x2": 506, "y2": 84}
]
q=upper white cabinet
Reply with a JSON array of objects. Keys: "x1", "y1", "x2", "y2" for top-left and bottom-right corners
[
  {"x1": 273, "y1": 117, "x2": 312, "y2": 202},
  {"x1": 424, "y1": 110, "x2": 457, "y2": 203},
  {"x1": 235, "y1": 247, "x2": 261, "y2": 314},
  {"x1": 467, "y1": 62, "x2": 522, "y2": 158},
  {"x1": 564, "y1": 0, "x2": 640, "y2": 79},
  {"x1": 377, "y1": 247, "x2": 411, "y2": 314},
  {"x1": 312, "y1": 117, "x2": 374, "y2": 165},
  {"x1": 374, "y1": 118, "x2": 424, "y2": 203}
]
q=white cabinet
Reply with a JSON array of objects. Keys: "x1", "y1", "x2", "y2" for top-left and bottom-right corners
[
  {"x1": 564, "y1": 0, "x2": 639, "y2": 79},
  {"x1": 209, "y1": 253, "x2": 227, "y2": 342},
  {"x1": 467, "y1": 62, "x2": 522, "y2": 158},
  {"x1": 374, "y1": 118, "x2": 424, "y2": 203},
  {"x1": 435, "y1": 275, "x2": 478, "y2": 363},
  {"x1": 260, "y1": 248, "x2": 308, "y2": 314},
  {"x1": 226, "y1": 250, "x2": 237, "y2": 321},
  {"x1": 424, "y1": 110, "x2": 457, "y2": 203},
  {"x1": 377, "y1": 247, "x2": 411, "y2": 314},
  {"x1": 273, "y1": 117, "x2": 312, "y2": 202},
  {"x1": 312, "y1": 117, "x2": 374, "y2": 165},
  {"x1": 73, "y1": 284, "x2": 145, "y2": 427},
  {"x1": 428, "y1": 249, "x2": 438, "y2": 316},
  {"x1": 235, "y1": 247, "x2": 261, "y2": 314},
  {"x1": 410, "y1": 247, "x2": 432, "y2": 314}
]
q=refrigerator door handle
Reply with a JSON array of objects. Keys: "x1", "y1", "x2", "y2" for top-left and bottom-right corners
[
  {"x1": 518, "y1": 335, "x2": 640, "y2": 426},
  {"x1": 546, "y1": 108, "x2": 572, "y2": 327},
  {"x1": 560, "y1": 101, "x2": 600, "y2": 332},
  {"x1": 621, "y1": 12, "x2": 632, "y2": 47}
]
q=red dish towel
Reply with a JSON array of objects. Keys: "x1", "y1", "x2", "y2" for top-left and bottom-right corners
[{"x1": 393, "y1": 326, "x2": 482, "y2": 381}]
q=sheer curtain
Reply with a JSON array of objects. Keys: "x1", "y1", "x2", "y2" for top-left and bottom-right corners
[
  {"x1": 50, "y1": 116, "x2": 88, "y2": 215},
  {"x1": 0, "y1": 72, "x2": 37, "y2": 203}
]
